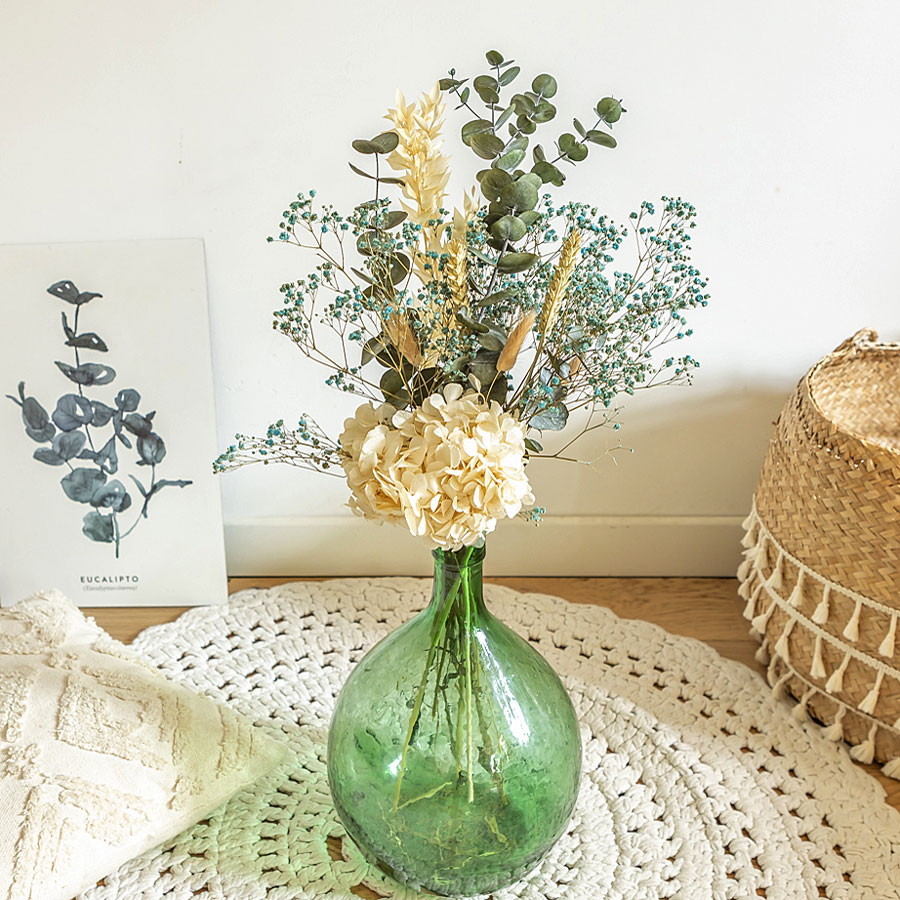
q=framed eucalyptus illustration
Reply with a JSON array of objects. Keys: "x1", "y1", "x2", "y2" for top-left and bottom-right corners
[{"x1": 0, "y1": 239, "x2": 227, "y2": 607}]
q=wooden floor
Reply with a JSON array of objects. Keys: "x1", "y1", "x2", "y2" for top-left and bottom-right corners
[{"x1": 87, "y1": 575, "x2": 900, "y2": 813}]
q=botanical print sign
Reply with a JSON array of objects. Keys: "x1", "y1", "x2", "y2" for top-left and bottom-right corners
[{"x1": 0, "y1": 239, "x2": 227, "y2": 606}]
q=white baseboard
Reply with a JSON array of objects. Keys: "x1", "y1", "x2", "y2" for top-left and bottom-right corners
[{"x1": 224, "y1": 514, "x2": 744, "y2": 577}]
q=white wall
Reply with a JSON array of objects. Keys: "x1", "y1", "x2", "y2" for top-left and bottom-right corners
[{"x1": 2, "y1": 1, "x2": 898, "y2": 575}]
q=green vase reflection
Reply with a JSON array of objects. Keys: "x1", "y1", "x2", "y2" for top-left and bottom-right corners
[{"x1": 327, "y1": 544, "x2": 582, "y2": 896}]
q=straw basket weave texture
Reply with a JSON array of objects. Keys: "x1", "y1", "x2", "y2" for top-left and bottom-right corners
[{"x1": 737, "y1": 329, "x2": 900, "y2": 777}]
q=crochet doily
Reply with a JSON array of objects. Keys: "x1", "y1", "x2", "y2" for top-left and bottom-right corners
[{"x1": 78, "y1": 579, "x2": 900, "y2": 900}]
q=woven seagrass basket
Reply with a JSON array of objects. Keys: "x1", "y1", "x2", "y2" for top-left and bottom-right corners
[{"x1": 738, "y1": 329, "x2": 900, "y2": 777}]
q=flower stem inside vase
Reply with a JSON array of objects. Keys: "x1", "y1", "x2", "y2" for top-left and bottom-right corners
[{"x1": 393, "y1": 544, "x2": 492, "y2": 811}]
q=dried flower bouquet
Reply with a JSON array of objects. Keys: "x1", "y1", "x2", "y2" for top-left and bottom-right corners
[{"x1": 215, "y1": 50, "x2": 709, "y2": 894}]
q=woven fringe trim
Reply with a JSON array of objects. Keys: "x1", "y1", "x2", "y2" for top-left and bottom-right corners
[{"x1": 739, "y1": 500, "x2": 900, "y2": 780}]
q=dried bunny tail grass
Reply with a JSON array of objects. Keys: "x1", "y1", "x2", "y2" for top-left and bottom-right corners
[
  {"x1": 498, "y1": 311, "x2": 537, "y2": 372},
  {"x1": 539, "y1": 230, "x2": 581, "y2": 336}
]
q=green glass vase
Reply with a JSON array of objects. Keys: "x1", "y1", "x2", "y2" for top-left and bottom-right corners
[{"x1": 327, "y1": 544, "x2": 582, "y2": 896}]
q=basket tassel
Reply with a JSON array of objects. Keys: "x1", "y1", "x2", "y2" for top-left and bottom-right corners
[
  {"x1": 825, "y1": 650, "x2": 851, "y2": 694},
  {"x1": 770, "y1": 669, "x2": 792, "y2": 700},
  {"x1": 842, "y1": 597, "x2": 863, "y2": 642},
  {"x1": 788, "y1": 569, "x2": 806, "y2": 609},
  {"x1": 822, "y1": 705, "x2": 847, "y2": 742},
  {"x1": 744, "y1": 580, "x2": 764, "y2": 621},
  {"x1": 810, "y1": 634, "x2": 827, "y2": 679},
  {"x1": 812, "y1": 583, "x2": 831, "y2": 626},
  {"x1": 755, "y1": 637, "x2": 771, "y2": 665},
  {"x1": 792, "y1": 686, "x2": 816, "y2": 722},
  {"x1": 752, "y1": 600, "x2": 777, "y2": 635},
  {"x1": 879, "y1": 611, "x2": 898, "y2": 658},
  {"x1": 859, "y1": 669, "x2": 885, "y2": 715},
  {"x1": 738, "y1": 575, "x2": 752, "y2": 601},
  {"x1": 774, "y1": 617, "x2": 795, "y2": 665},
  {"x1": 882, "y1": 757, "x2": 900, "y2": 779},
  {"x1": 741, "y1": 508, "x2": 756, "y2": 531},
  {"x1": 767, "y1": 550, "x2": 785, "y2": 592},
  {"x1": 740, "y1": 525, "x2": 758, "y2": 549},
  {"x1": 849, "y1": 723, "x2": 879, "y2": 765},
  {"x1": 737, "y1": 555, "x2": 753, "y2": 583}
]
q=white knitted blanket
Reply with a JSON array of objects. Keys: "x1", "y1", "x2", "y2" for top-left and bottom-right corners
[{"x1": 78, "y1": 579, "x2": 900, "y2": 899}]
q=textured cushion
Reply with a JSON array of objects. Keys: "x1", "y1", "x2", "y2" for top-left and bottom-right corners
[{"x1": 0, "y1": 590, "x2": 287, "y2": 900}]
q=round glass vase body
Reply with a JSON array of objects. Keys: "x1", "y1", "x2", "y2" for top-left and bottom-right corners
[{"x1": 327, "y1": 545, "x2": 582, "y2": 896}]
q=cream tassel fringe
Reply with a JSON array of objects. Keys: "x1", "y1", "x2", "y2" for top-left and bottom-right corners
[
  {"x1": 882, "y1": 757, "x2": 900, "y2": 779},
  {"x1": 741, "y1": 525, "x2": 758, "y2": 549},
  {"x1": 788, "y1": 569, "x2": 805, "y2": 608},
  {"x1": 822, "y1": 705, "x2": 847, "y2": 742},
  {"x1": 737, "y1": 555, "x2": 753, "y2": 583},
  {"x1": 859, "y1": 670, "x2": 885, "y2": 715},
  {"x1": 810, "y1": 634, "x2": 827, "y2": 679},
  {"x1": 792, "y1": 686, "x2": 816, "y2": 721},
  {"x1": 880, "y1": 611, "x2": 898, "y2": 658},
  {"x1": 744, "y1": 580, "x2": 764, "y2": 621},
  {"x1": 774, "y1": 617, "x2": 796, "y2": 665},
  {"x1": 738, "y1": 576, "x2": 752, "y2": 601},
  {"x1": 767, "y1": 550, "x2": 785, "y2": 591},
  {"x1": 825, "y1": 651, "x2": 851, "y2": 694},
  {"x1": 771, "y1": 670, "x2": 792, "y2": 700},
  {"x1": 812, "y1": 583, "x2": 831, "y2": 626},
  {"x1": 741, "y1": 509, "x2": 756, "y2": 531},
  {"x1": 849, "y1": 722, "x2": 879, "y2": 764},
  {"x1": 755, "y1": 637, "x2": 771, "y2": 665},
  {"x1": 752, "y1": 600, "x2": 777, "y2": 635},
  {"x1": 843, "y1": 597, "x2": 863, "y2": 642}
]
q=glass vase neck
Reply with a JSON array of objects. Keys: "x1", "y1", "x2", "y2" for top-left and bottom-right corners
[{"x1": 429, "y1": 544, "x2": 486, "y2": 615}]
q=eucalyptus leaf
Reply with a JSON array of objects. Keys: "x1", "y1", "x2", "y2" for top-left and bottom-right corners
[
  {"x1": 348, "y1": 162, "x2": 376, "y2": 180},
  {"x1": 82, "y1": 510, "x2": 114, "y2": 543},
  {"x1": 54, "y1": 361, "x2": 116, "y2": 386},
  {"x1": 531, "y1": 74, "x2": 558, "y2": 98},
  {"x1": 368, "y1": 131, "x2": 399, "y2": 153},
  {"x1": 586, "y1": 130, "x2": 617, "y2": 148},
  {"x1": 497, "y1": 252, "x2": 540, "y2": 273},
  {"x1": 531, "y1": 160, "x2": 566, "y2": 186},
  {"x1": 595, "y1": 97, "x2": 623, "y2": 123},
  {"x1": 115, "y1": 389, "x2": 140, "y2": 412},
  {"x1": 490, "y1": 215, "x2": 527, "y2": 243},
  {"x1": 380, "y1": 369, "x2": 410, "y2": 407},
  {"x1": 494, "y1": 147, "x2": 526, "y2": 172},
  {"x1": 516, "y1": 115, "x2": 537, "y2": 135},
  {"x1": 64, "y1": 331, "x2": 108, "y2": 352},
  {"x1": 498, "y1": 66, "x2": 520, "y2": 86},
  {"x1": 495, "y1": 105, "x2": 516, "y2": 130},
  {"x1": 479, "y1": 168, "x2": 513, "y2": 201},
  {"x1": 574, "y1": 118, "x2": 586, "y2": 137},
  {"x1": 532, "y1": 101, "x2": 557, "y2": 124},
  {"x1": 61, "y1": 467, "x2": 107, "y2": 503},
  {"x1": 137, "y1": 433, "x2": 166, "y2": 465},
  {"x1": 531, "y1": 402, "x2": 569, "y2": 431},
  {"x1": 455, "y1": 310, "x2": 490, "y2": 334},
  {"x1": 351, "y1": 139, "x2": 380, "y2": 154},
  {"x1": 470, "y1": 133, "x2": 505, "y2": 159},
  {"x1": 510, "y1": 93, "x2": 536, "y2": 116},
  {"x1": 378, "y1": 210, "x2": 408, "y2": 230},
  {"x1": 52, "y1": 393, "x2": 93, "y2": 431},
  {"x1": 438, "y1": 77, "x2": 463, "y2": 91},
  {"x1": 499, "y1": 179, "x2": 539, "y2": 213},
  {"x1": 90, "y1": 401, "x2": 115, "y2": 427},
  {"x1": 485, "y1": 50, "x2": 504, "y2": 66},
  {"x1": 461, "y1": 119, "x2": 494, "y2": 146},
  {"x1": 519, "y1": 210, "x2": 541, "y2": 227},
  {"x1": 477, "y1": 331, "x2": 506, "y2": 352},
  {"x1": 524, "y1": 437, "x2": 543, "y2": 453}
]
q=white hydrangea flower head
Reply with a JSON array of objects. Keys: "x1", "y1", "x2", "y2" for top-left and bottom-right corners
[{"x1": 339, "y1": 384, "x2": 534, "y2": 550}]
